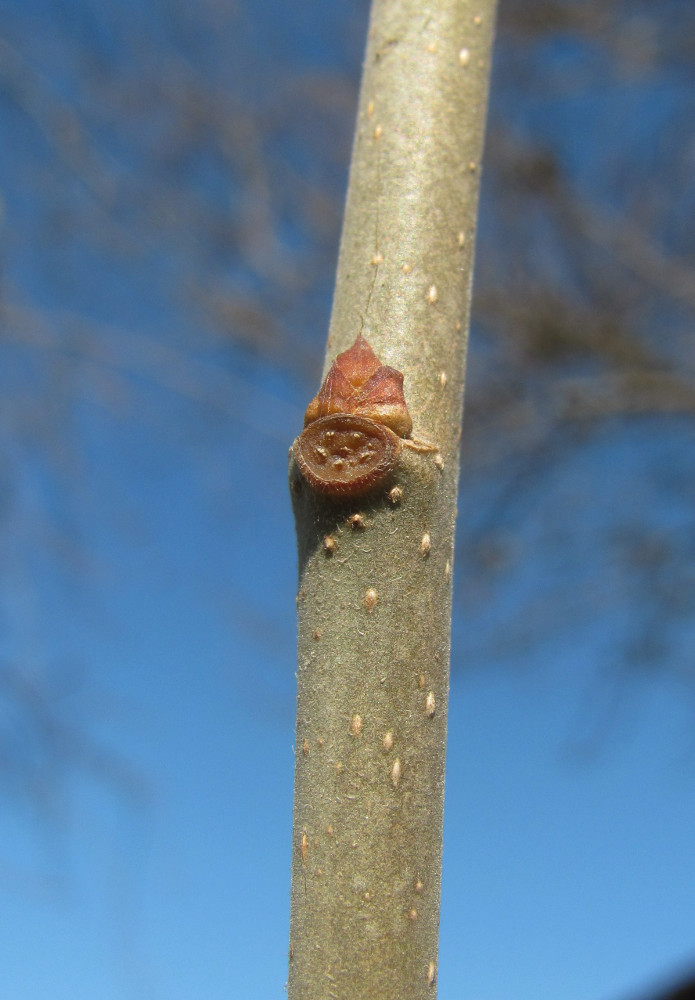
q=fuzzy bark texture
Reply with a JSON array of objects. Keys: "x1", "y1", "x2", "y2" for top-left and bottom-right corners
[{"x1": 287, "y1": 2, "x2": 497, "y2": 997}]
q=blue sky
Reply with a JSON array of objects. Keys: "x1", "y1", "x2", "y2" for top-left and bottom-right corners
[{"x1": 1, "y1": 1, "x2": 695, "y2": 998}]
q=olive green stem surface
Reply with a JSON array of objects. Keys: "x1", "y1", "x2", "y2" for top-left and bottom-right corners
[{"x1": 288, "y1": 2, "x2": 497, "y2": 998}]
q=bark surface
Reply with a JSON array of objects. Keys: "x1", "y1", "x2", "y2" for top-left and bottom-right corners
[{"x1": 288, "y1": 2, "x2": 497, "y2": 997}]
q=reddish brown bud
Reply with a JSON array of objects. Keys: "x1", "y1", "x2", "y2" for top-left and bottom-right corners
[
  {"x1": 303, "y1": 335, "x2": 412, "y2": 438},
  {"x1": 294, "y1": 336, "x2": 414, "y2": 498}
]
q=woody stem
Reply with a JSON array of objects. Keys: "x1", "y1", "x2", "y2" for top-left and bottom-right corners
[{"x1": 287, "y1": 2, "x2": 498, "y2": 998}]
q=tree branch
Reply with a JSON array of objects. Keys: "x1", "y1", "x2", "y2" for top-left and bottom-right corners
[{"x1": 287, "y1": 2, "x2": 497, "y2": 997}]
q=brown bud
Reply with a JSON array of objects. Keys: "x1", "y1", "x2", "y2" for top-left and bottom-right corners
[{"x1": 293, "y1": 336, "x2": 415, "y2": 498}]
